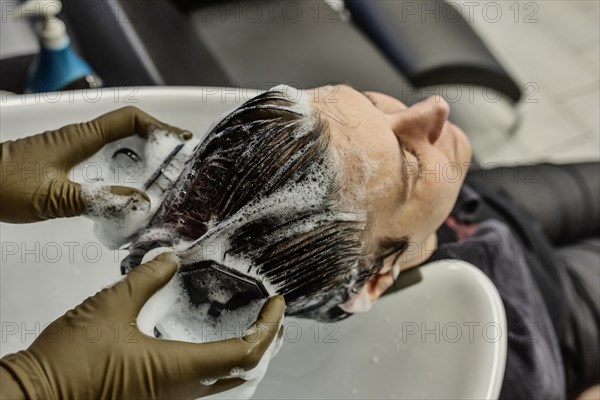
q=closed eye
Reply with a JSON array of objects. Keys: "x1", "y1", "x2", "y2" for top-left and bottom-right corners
[{"x1": 396, "y1": 137, "x2": 423, "y2": 185}]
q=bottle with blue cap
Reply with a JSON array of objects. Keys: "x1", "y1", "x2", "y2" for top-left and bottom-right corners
[{"x1": 14, "y1": 0, "x2": 102, "y2": 93}]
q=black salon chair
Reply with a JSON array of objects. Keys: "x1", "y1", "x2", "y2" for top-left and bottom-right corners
[
  {"x1": 59, "y1": 0, "x2": 521, "y2": 101},
  {"x1": 1, "y1": 0, "x2": 521, "y2": 131}
]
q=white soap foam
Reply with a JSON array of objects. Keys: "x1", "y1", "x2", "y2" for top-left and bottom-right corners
[
  {"x1": 136, "y1": 254, "x2": 283, "y2": 400},
  {"x1": 72, "y1": 130, "x2": 199, "y2": 248},
  {"x1": 205, "y1": 327, "x2": 284, "y2": 400},
  {"x1": 268, "y1": 84, "x2": 314, "y2": 120},
  {"x1": 327, "y1": 126, "x2": 380, "y2": 212},
  {"x1": 138, "y1": 246, "x2": 268, "y2": 344},
  {"x1": 80, "y1": 184, "x2": 152, "y2": 248}
]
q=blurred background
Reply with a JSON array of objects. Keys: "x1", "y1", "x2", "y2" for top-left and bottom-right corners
[
  {"x1": 1, "y1": 0, "x2": 598, "y2": 163},
  {"x1": 452, "y1": 0, "x2": 599, "y2": 165}
]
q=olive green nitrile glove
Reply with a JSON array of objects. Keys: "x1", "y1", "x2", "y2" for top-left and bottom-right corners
[
  {"x1": 0, "y1": 253, "x2": 286, "y2": 400},
  {"x1": 0, "y1": 106, "x2": 192, "y2": 223}
]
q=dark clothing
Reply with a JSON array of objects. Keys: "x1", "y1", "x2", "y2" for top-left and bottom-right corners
[
  {"x1": 428, "y1": 163, "x2": 600, "y2": 399},
  {"x1": 468, "y1": 162, "x2": 600, "y2": 245}
]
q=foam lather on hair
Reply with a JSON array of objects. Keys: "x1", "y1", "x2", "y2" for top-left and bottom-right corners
[{"x1": 112, "y1": 85, "x2": 375, "y2": 397}]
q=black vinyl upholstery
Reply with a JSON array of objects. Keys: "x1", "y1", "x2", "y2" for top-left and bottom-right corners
[
  {"x1": 0, "y1": 54, "x2": 34, "y2": 94},
  {"x1": 1, "y1": 0, "x2": 521, "y2": 121},
  {"x1": 345, "y1": 0, "x2": 522, "y2": 102},
  {"x1": 185, "y1": 0, "x2": 422, "y2": 102},
  {"x1": 54, "y1": 0, "x2": 520, "y2": 105}
]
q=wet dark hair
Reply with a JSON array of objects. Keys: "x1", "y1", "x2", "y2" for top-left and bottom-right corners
[{"x1": 122, "y1": 89, "x2": 378, "y2": 321}]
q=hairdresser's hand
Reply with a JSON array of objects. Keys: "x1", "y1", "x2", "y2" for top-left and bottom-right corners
[
  {"x1": 0, "y1": 106, "x2": 192, "y2": 223},
  {"x1": 0, "y1": 253, "x2": 286, "y2": 400}
]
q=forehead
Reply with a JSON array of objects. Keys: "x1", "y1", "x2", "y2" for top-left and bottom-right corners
[{"x1": 304, "y1": 86, "x2": 404, "y2": 213}]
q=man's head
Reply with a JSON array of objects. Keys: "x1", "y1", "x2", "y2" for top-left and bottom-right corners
[
  {"x1": 122, "y1": 84, "x2": 471, "y2": 321},
  {"x1": 306, "y1": 84, "x2": 472, "y2": 312}
]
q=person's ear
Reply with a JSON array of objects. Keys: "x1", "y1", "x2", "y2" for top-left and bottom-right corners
[{"x1": 340, "y1": 264, "x2": 399, "y2": 313}]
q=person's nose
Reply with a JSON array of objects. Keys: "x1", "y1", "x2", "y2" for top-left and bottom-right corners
[{"x1": 389, "y1": 96, "x2": 450, "y2": 145}]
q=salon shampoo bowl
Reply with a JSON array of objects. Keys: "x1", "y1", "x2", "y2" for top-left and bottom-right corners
[{"x1": 0, "y1": 87, "x2": 507, "y2": 399}]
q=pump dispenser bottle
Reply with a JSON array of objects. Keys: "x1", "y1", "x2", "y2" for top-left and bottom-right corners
[{"x1": 14, "y1": 0, "x2": 102, "y2": 92}]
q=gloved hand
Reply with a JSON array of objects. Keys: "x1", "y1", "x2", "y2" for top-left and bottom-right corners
[
  {"x1": 0, "y1": 106, "x2": 192, "y2": 223},
  {"x1": 0, "y1": 253, "x2": 285, "y2": 399}
]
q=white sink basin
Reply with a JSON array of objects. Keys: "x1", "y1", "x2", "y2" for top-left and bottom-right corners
[
  {"x1": 254, "y1": 261, "x2": 506, "y2": 400},
  {"x1": 0, "y1": 87, "x2": 506, "y2": 399}
]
